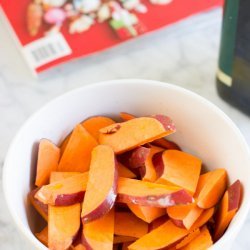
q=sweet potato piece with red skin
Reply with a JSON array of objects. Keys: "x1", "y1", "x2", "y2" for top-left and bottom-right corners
[
  {"x1": 35, "y1": 139, "x2": 60, "y2": 187},
  {"x1": 141, "y1": 145, "x2": 164, "y2": 182},
  {"x1": 29, "y1": 187, "x2": 48, "y2": 221},
  {"x1": 151, "y1": 138, "x2": 181, "y2": 151},
  {"x1": 58, "y1": 124, "x2": 98, "y2": 172},
  {"x1": 167, "y1": 204, "x2": 203, "y2": 230},
  {"x1": 197, "y1": 169, "x2": 227, "y2": 209},
  {"x1": 175, "y1": 228, "x2": 200, "y2": 249},
  {"x1": 154, "y1": 150, "x2": 202, "y2": 195},
  {"x1": 35, "y1": 226, "x2": 48, "y2": 246},
  {"x1": 35, "y1": 173, "x2": 88, "y2": 206},
  {"x1": 99, "y1": 115, "x2": 176, "y2": 154},
  {"x1": 114, "y1": 236, "x2": 137, "y2": 244},
  {"x1": 214, "y1": 180, "x2": 241, "y2": 241},
  {"x1": 118, "y1": 146, "x2": 150, "y2": 169},
  {"x1": 119, "y1": 112, "x2": 181, "y2": 152},
  {"x1": 128, "y1": 203, "x2": 166, "y2": 223},
  {"x1": 117, "y1": 177, "x2": 193, "y2": 208},
  {"x1": 82, "y1": 209, "x2": 114, "y2": 250},
  {"x1": 48, "y1": 204, "x2": 81, "y2": 250},
  {"x1": 81, "y1": 145, "x2": 118, "y2": 223},
  {"x1": 114, "y1": 212, "x2": 148, "y2": 238},
  {"x1": 179, "y1": 226, "x2": 213, "y2": 250},
  {"x1": 128, "y1": 220, "x2": 189, "y2": 250},
  {"x1": 148, "y1": 215, "x2": 169, "y2": 232}
]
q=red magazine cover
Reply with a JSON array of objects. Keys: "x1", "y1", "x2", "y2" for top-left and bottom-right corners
[{"x1": 0, "y1": 0, "x2": 223, "y2": 75}]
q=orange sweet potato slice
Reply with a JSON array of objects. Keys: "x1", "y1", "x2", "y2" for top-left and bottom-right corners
[
  {"x1": 117, "y1": 177, "x2": 193, "y2": 207},
  {"x1": 141, "y1": 145, "x2": 164, "y2": 182},
  {"x1": 122, "y1": 242, "x2": 134, "y2": 250},
  {"x1": 81, "y1": 145, "x2": 118, "y2": 223},
  {"x1": 175, "y1": 228, "x2": 200, "y2": 249},
  {"x1": 128, "y1": 203, "x2": 166, "y2": 223},
  {"x1": 120, "y1": 112, "x2": 136, "y2": 121},
  {"x1": 194, "y1": 172, "x2": 211, "y2": 198},
  {"x1": 148, "y1": 215, "x2": 168, "y2": 232},
  {"x1": 179, "y1": 226, "x2": 213, "y2": 250},
  {"x1": 113, "y1": 236, "x2": 137, "y2": 244},
  {"x1": 117, "y1": 162, "x2": 136, "y2": 179},
  {"x1": 119, "y1": 112, "x2": 181, "y2": 151},
  {"x1": 99, "y1": 115, "x2": 176, "y2": 154},
  {"x1": 35, "y1": 173, "x2": 88, "y2": 206},
  {"x1": 190, "y1": 207, "x2": 215, "y2": 231},
  {"x1": 214, "y1": 180, "x2": 241, "y2": 241},
  {"x1": 154, "y1": 150, "x2": 202, "y2": 195},
  {"x1": 58, "y1": 124, "x2": 98, "y2": 172},
  {"x1": 60, "y1": 134, "x2": 71, "y2": 155},
  {"x1": 114, "y1": 212, "x2": 148, "y2": 238},
  {"x1": 167, "y1": 204, "x2": 203, "y2": 229},
  {"x1": 128, "y1": 220, "x2": 189, "y2": 250},
  {"x1": 35, "y1": 139, "x2": 60, "y2": 187},
  {"x1": 48, "y1": 204, "x2": 81, "y2": 250},
  {"x1": 35, "y1": 226, "x2": 48, "y2": 246},
  {"x1": 81, "y1": 116, "x2": 115, "y2": 140},
  {"x1": 29, "y1": 187, "x2": 48, "y2": 221},
  {"x1": 82, "y1": 209, "x2": 114, "y2": 250},
  {"x1": 50, "y1": 171, "x2": 81, "y2": 183},
  {"x1": 197, "y1": 169, "x2": 227, "y2": 209}
]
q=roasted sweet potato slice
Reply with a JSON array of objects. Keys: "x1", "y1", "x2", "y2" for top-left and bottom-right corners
[
  {"x1": 35, "y1": 139, "x2": 60, "y2": 187},
  {"x1": 119, "y1": 112, "x2": 135, "y2": 121},
  {"x1": 82, "y1": 209, "x2": 114, "y2": 250},
  {"x1": 81, "y1": 145, "x2": 118, "y2": 223},
  {"x1": 99, "y1": 115, "x2": 176, "y2": 154},
  {"x1": 128, "y1": 220, "x2": 189, "y2": 250},
  {"x1": 29, "y1": 187, "x2": 48, "y2": 221},
  {"x1": 197, "y1": 169, "x2": 227, "y2": 209},
  {"x1": 35, "y1": 173, "x2": 88, "y2": 206},
  {"x1": 154, "y1": 150, "x2": 202, "y2": 195},
  {"x1": 58, "y1": 124, "x2": 98, "y2": 172},
  {"x1": 128, "y1": 203, "x2": 166, "y2": 223},
  {"x1": 117, "y1": 177, "x2": 192, "y2": 207},
  {"x1": 114, "y1": 212, "x2": 148, "y2": 238},
  {"x1": 48, "y1": 204, "x2": 81, "y2": 250},
  {"x1": 214, "y1": 180, "x2": 241, "y2": 241}
]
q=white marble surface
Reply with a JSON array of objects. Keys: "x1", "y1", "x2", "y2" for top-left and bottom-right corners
[{"x1": 0, "y1": 8, "x2": 250, "y2": 250}]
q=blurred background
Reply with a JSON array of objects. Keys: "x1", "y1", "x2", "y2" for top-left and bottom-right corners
[{"x1": 0, "y1": 1, "x2": 250, "y2": 249}]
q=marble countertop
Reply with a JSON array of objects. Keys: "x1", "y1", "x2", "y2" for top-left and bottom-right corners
[{"x1": 0, "y1": 8, "x2": 250, "y2": 250}]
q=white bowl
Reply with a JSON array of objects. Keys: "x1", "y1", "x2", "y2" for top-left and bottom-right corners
[{"x1": 3, "y1": 79, "x2": 250, "y2": 250}]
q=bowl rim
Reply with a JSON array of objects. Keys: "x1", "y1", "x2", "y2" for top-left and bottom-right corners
[{"x1": 3, "y1": 78, "x2": 250, "y2": 249}]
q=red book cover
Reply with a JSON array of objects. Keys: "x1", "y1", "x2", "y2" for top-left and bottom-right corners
[{"x1": 0, "y1": 0, "x2": 223, "y2": 75}]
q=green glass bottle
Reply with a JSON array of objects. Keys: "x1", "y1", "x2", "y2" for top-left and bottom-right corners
[{"x1": 217, "y1": 0, "x2": 250, "y2": 115}]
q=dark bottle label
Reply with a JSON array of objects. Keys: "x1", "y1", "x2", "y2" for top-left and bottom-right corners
[{"x1": 217, "y1": 0, "x2": 239, "y2": 87}]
